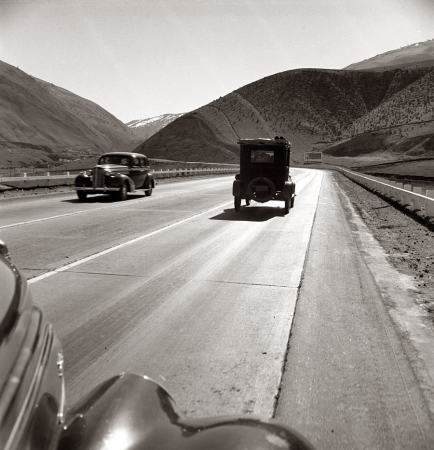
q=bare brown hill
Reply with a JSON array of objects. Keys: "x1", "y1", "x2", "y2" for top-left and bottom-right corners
[
  {"x1": 0, "y1": 60, "x2": 140, "y2": 168},
  {"x1": 324, "y1": 67, "x2": 434, "y2": 159},
  {"x1": 135, "y1": 65, "x2": 434, "y2": 164}
]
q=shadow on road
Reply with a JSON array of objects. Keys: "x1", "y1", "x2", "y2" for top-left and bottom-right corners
[
  {"x1": 61, "y1": 194, "x2": 142, "y2": 204},
  {"x1": 210, "y1": 206, "x2": 286, "y2": 222}
]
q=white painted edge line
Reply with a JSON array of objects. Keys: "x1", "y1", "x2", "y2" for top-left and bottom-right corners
[{"x1": 28, "y1": 200, "x2": 233, "y2": 284}]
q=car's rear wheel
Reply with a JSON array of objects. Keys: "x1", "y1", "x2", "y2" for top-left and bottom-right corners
[
  {"x1": 118, "y1": 182, "x2": 128, "y2": 201},
  {"x1": 234, "y1": 196, "x2": 241, "y2": 211},
  {"x1": 291, "y1": 195, "x2": 295, "y2": 208},
  {"x1": 245, "y1": 199, "x2": 250, "y2": 206},
  {"x1": 284, "y1": 198, "x2": 290, "y2": 214},
  {"x1": 77, "y1": 190, "x2": 87, "y2": 201}
]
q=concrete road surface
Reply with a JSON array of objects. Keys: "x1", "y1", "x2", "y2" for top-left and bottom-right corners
[{"x1": 1, "y1": 169, "x2": 433, "y2": 449}]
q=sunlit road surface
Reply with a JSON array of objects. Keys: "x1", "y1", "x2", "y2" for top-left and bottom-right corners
[{"x1": 1, "y1": 169, "x2": 433, "y2": 449}]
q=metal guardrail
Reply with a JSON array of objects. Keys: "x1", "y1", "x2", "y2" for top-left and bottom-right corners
[
  {"x1": 0, "y1": 167, "x2": 239, "y2": 189},
  {"x1": 337, "y1": 168, "x2": 434, "y2": 219}
]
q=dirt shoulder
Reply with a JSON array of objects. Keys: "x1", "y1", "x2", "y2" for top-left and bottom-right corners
[{"x1": 332, "y1": 170, "x2": 434, "y2": 323}]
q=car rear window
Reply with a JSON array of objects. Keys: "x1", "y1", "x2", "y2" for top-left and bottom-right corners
[{"x1": 251, "y1": 150, "x2": 274, "y2": 163}]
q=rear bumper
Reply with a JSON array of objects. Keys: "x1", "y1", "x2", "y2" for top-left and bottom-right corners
[{"x1": 73, "y1": 187, "x2": 119, "y2": 192}]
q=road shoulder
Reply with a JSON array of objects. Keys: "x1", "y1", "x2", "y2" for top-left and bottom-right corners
[{"x1": 275, "y1": 170, "x2": 434, "y2": 450}]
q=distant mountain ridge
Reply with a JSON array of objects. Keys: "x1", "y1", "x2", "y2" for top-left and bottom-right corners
[
  {"x1": 344, "y1": 39, "x2": 434, "y2": 70},
  {"x1": 127, "y1": 113, "x2": 184, "y2": 141}
]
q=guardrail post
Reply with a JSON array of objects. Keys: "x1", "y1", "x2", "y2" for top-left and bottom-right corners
[
  {"x1": 426, "y1": 200, "x2": 434, "y2": 218},
  {"x1": 411, "y1": 194, "x2": 422, "y2": 212}
]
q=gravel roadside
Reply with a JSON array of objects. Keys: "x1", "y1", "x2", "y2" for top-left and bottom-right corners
[{"x1": 332, "y1": 170, "x2": 434, "y2": 324}]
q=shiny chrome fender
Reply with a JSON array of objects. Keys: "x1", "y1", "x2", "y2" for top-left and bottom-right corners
[{"x1": 58, "y1": 373, "x2": 314, "y2": 450}]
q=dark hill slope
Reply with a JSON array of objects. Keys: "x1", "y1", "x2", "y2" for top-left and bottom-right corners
[
  {"x1": 0, "y1": 60, "x2": 139, "y2": 167},
  {"x1": 325, "y1": 67, "x2": 434, "y2": 159},
  {"x1": 135, "y1": 112, "x2": 239, "y2": 163}
]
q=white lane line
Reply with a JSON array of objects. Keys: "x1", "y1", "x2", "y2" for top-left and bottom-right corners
[{"x1": 28, "y1": 200, "x2": 233, "y2": 284}]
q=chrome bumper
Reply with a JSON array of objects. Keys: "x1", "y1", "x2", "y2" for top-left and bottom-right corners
[{"x1": 73, "y1": 187, "x2": 119, "y2": 192}]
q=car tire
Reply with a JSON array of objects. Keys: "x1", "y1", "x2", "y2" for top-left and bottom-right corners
[
  {"x1": 77, "y1": 190, "x2": 87, "y2": 201},
  {"x1": 145, "y1": 180, "x2": 153, "y2": 196},
  {"x1": 284, "y1": 198, "x2": 290, "y2": 214},
  {"x1": 245, "y1": 199, "x2": 250, "y2": 206},
  {"x1": 118, "y1": 182, "x2": 128, "y2": 201},
  {"x1": 234, "y1": 196, "x2": 241, "y2": 211},
  {"x1": 291, "y1": 196, "x2": 295, "y2": 208}
]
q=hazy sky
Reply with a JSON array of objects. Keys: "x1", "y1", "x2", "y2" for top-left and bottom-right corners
[{"x1": 1, "y1": 0, "x2": 433, "y2": 123}]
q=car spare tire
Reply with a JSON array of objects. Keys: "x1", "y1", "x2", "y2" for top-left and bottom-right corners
[{"x1": 247, "y1": 177, "x2": 276, "y2": 203}]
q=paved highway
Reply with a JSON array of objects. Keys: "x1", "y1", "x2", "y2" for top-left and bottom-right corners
[{"x1": 1, "y1": 168, "x2": 433, "y2": 450}]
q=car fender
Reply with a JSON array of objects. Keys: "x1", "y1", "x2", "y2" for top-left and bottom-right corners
[
  {"x1": 74, "y1": 173, "x2": 91, "y2": 187},
  {"x1": 145, "y1": 174, "x2": 155, "y2": 189},
  {"x1": 58, "y1": 373, "x2": 314, "y2": 450},
  {"x1": 282, "y1": 180, "x2": 295, "y2": 199},
  {"x1": 112, "y1": 174, "x2": 135, "y2": 192},
  {"x1": 233, "y1": 179, "x2": 241, "y2": 197}
]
